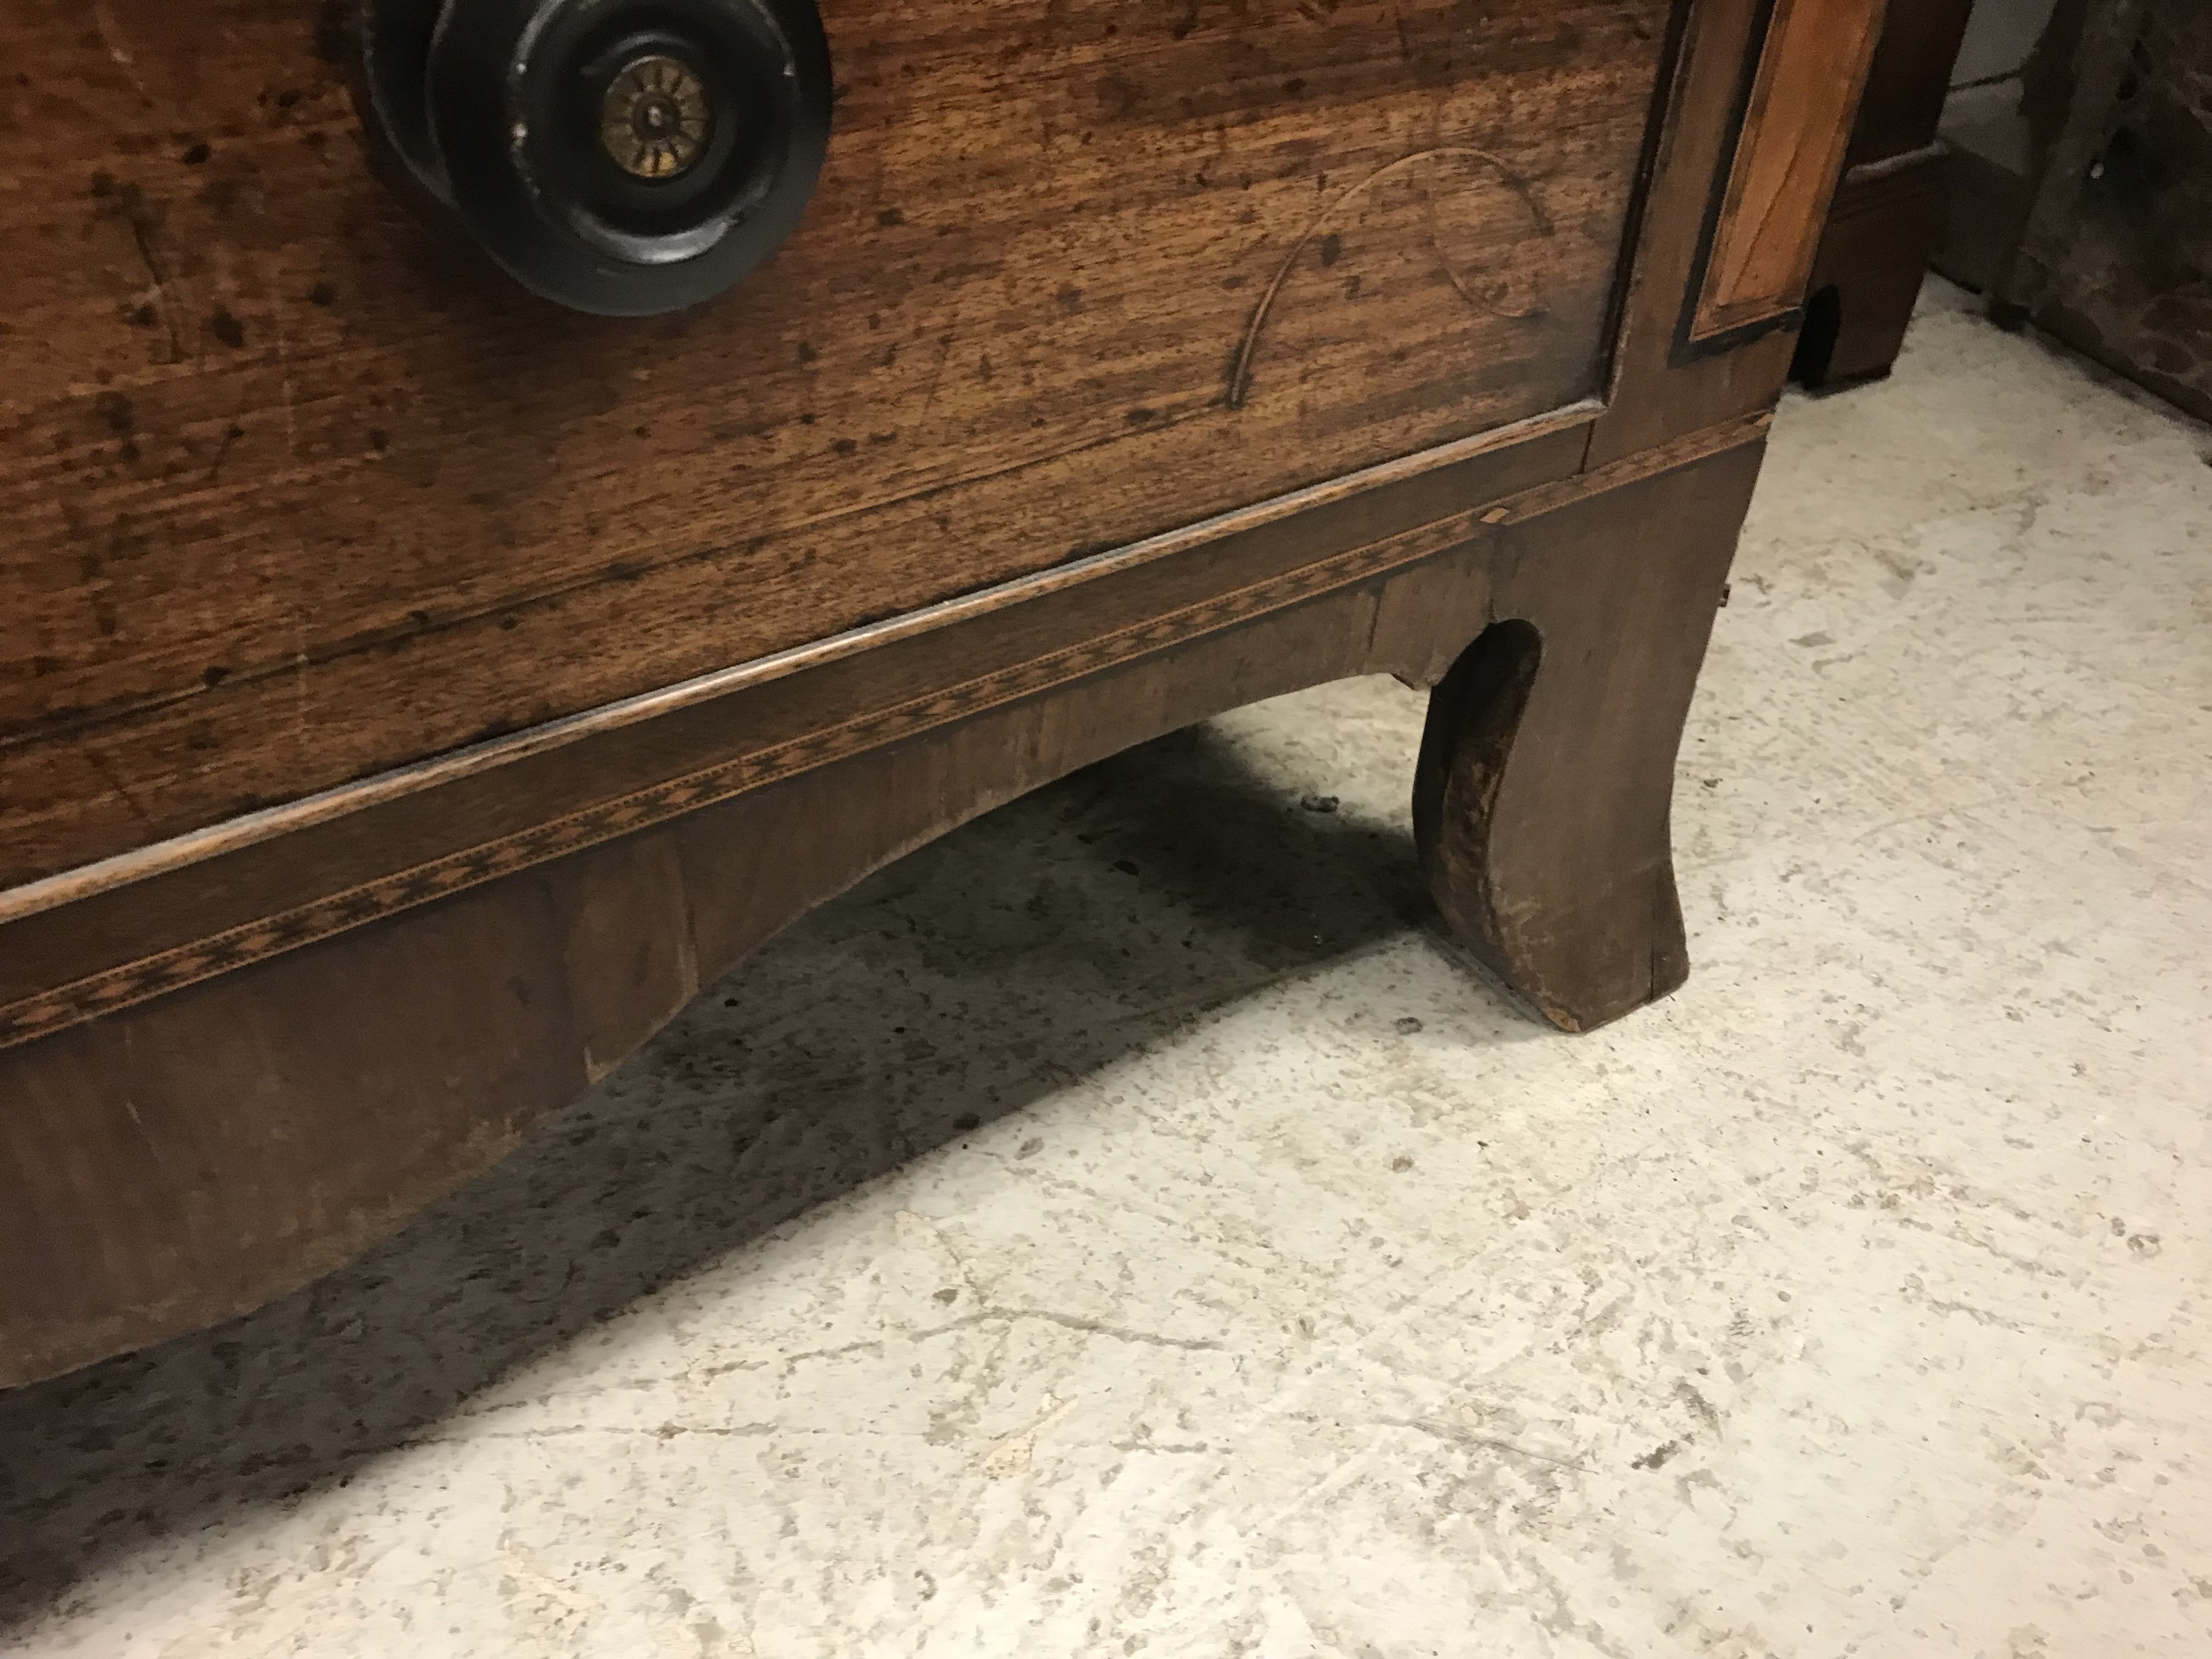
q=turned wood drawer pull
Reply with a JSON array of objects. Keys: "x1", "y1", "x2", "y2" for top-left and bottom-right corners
[{"x1": 354, "y1": 0, "x2": 833, "y2": 316}]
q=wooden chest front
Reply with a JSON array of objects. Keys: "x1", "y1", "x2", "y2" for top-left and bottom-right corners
[
  {"x1": 0, "y1": 0, "x2": 1883, "y2": 1385},
  {"x1": 6, "y1": 0, "x2": 1671, "y2": 886}
]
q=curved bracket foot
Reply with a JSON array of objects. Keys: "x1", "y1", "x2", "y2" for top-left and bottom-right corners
[{"x1": 1414, "y1": 442, "x2": 1764, "y2": 1031}]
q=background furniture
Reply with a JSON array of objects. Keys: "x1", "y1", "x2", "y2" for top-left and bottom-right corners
[
  {"x1": 1793, "y1": 0, "x2": 1980, "y2": 387},
  {"x1": 1988, "y1": 0, "x2": 2212, "y2": 423}
]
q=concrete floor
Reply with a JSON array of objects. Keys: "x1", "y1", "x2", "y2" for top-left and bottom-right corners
[{"x1": 3, "y1": 282, "x2": 2208, "y2": 1657}]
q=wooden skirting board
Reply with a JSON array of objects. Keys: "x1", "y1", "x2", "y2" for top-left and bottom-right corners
[{"x1": 0, "y1": 409, "x2": 1768, "y2": 1055}]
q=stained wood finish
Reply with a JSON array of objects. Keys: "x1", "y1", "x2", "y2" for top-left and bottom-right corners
[
  {"x1": 0, "y1": 412, "x2": 1768, "y2": 1054},
  {"x1": 1417, "y1": 442, "x2": 1762, "y2": 1030},
  {"x1": 1988, "y1": 0, "x2": 2212, "y2": 425},
  {"x1": 0, "y1": 0, "x2": 1672, "y2": 888},
  {"x1": 0, "y1": 0, "x2": 1880, "y2": 1385},
  {"x1": 0, "y1": 414, "x2": 1615, "y2": 1048},
  {"x1": 1690, "y1": 0, "x2": 1886, "y2": 341},
  {"x1": 1579, "y1": 0, "x2": 1879, "y2": 466},
  {"x1": 1793, "y1": 147, "x2": 1950, "y2": 388},
  {"x1": 0, "y1": 427, "x2": 1768, "y2": 1390}
]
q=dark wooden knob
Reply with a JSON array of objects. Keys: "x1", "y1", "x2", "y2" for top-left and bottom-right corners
[{"x1": 356, "y1": 0, "x2": 832, "y2": 317}]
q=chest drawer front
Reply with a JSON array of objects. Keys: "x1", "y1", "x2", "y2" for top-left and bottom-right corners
[{"x1": 2, "y1": 0, "x2": 1673, "y2": 887}]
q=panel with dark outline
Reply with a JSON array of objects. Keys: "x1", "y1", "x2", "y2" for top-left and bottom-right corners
[{"x1": 1674, "y1": 0, "x2": 1886, "y2": 363}]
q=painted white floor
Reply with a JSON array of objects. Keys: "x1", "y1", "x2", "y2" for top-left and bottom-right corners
[{"x1": 3, "y1": 283, "x2": 2208, "y2": 1658}]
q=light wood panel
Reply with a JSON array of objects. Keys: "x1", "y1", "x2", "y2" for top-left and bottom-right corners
[{"x1": 1691, "y1": 0, "x2": 1886, "y2": 338}]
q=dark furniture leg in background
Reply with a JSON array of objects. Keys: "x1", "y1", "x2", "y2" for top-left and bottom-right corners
[{"x1": 1793, "y1": 0, "x2": 1978, "y2": 388}]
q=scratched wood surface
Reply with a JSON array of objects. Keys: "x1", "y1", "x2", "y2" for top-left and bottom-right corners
[
  {"x1": 0, "y1": 0, "x2": 1890, "y2": 1389},
  {"x1": 0, "y1": 0, "x2": 1672, "y2": 889},
  {"x1": 0, "y1": 431, "x2": 1768, "y2": 1389}
]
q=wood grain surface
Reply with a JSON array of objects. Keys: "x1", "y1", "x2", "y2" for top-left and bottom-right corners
[
  {"x1": 0, "y1": 410, "x2": 1766, "y2": 1054},
  {"x1": 1418, "y1": 437, "x2": 1762, "y2": 1030},
  {"x1": 1581, "y1": 0, "x2": 1790, "y2": 465},
  {"x1": 0, "y1": 405, "x2": 1598, "y2": 933},
  {"x1": 1691, "y1": 0, "x2": 1885, "y2": 338},
  {"x1": 1, "y1": 0, "x2": 1673, "y2": 889},
  {"x1": 0, "y1": 431, "x2": 1766, "y2": 1390},
  {"x1": 0, "y1": 0, "x2": 1885, "y2": 1386}
]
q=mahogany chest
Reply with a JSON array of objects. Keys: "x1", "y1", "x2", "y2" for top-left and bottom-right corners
[{"x1": 0, "y1": 0, "x2": 1881, "y2": 1384}]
